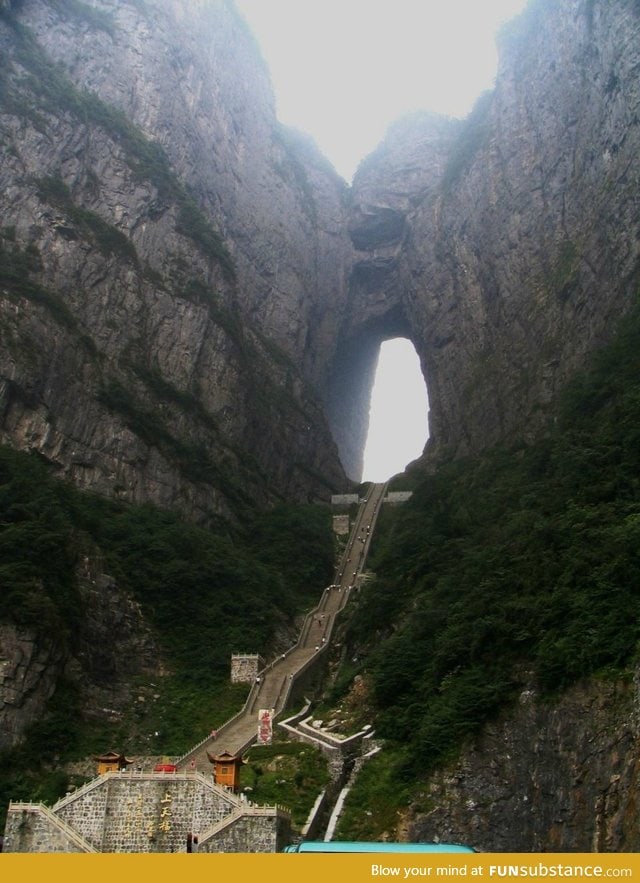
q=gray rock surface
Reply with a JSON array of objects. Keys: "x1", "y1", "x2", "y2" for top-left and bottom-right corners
[
  {"x1": 0, "y1": 548, "x2": 160, "y2": 751},
  {"x1": 0, "y1": 0, "x2": 351, "y2": 518},
  {"x1": 0, "y1": 623, "x2": 63, "y2": 750},
  {"x1": 342, "y1": 0, "x2": 640, "y2": 467},
  {"x1": 2, "y1": 1, "x2": 640, "y2": 851},
  {"x1": 402, "y1": 673, "x2": 640, "y2": 852}
]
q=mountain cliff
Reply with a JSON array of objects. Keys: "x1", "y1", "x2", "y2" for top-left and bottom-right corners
[
  {"x1": 1, "y1": 0, "x2": 639, "y2": 493},
  {"x1": 344, "y1": 0, "x2": 640, "y2": 469},
  {"x1": 2, "y1": 0, "x2": 640, "y2": 853},
  {"x1": 0, "y1": 0, "x2": 350, "y2": 520}
]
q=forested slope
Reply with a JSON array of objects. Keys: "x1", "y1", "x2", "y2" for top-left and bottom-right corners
[
  {"x1": 0, "y1": 448, "x2": 334, "y2": 825},
  {"x1": 338, "y1": 294, "x2": 640, "y2": 840}
]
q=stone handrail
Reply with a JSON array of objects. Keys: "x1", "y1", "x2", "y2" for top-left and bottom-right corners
[
  {"x1": 272, "y1": 674, "x2": 290, "y2": 711},
  {"x1": 54, "y1": 769, "x2": 243, "y2": 812},
  {"x1": 9, "y1": 802, "x2": 98, "y2": 853},
  {"x1": 178, "y1": 483, "x2": 388, "y2": 766},
  {"x1": 176, "y1": 680, "x2": 260, "y2": 766},
  {"x1": 196, "y1": 802, "x2": 289, "y2": 847},
  {"x1": 51, "y1": 772, "x2": 110, "y2": 811}
]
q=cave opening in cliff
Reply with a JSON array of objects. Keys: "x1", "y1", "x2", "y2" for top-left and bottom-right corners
[
  {"x1": 325, "y1": 319, "x2": 430, "y2": 484},
  {"x1": 362, "y1": 338, "x2": 429, "y2": 482}
]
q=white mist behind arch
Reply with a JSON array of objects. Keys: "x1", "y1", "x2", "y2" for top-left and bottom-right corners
[
  {"x1": 235, "y1": 0, "x2": 528, "y2": 182},
  {"x1": 362, "y1": 338, "x2": 429, "y2": 482}
]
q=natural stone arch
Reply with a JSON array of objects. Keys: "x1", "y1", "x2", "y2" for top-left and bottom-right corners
[
  {"x1": 324, "y1": 302, "x2": 425, "y2": 481},
  {"x1": 362, "y1": 337, "x2": 429, "y2": 482}
]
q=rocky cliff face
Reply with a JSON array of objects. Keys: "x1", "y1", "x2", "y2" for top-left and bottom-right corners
[
  {"x1": 0, "y1": 623, "x2": 63, "y2": 750},
  {"x1": 401, "y1": 671, "x2": 640, "y2": 852},
  {"x1": 344, "y1": 0, "x2": 640, "y2": 467},
  {"x1": 2, "y1": 0, "x2": 639, "y2": 494},
  {"x1": 0, "y1": 547, "x2": 160, "y2": 752},
  {"x1": 2, "y1": 0, "x2": 640, "y2": 849},
  {"x1": 0, "y1": 0, "x2": 351, "y2": 519}
]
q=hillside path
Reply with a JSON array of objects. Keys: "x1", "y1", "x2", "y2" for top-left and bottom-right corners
[{"x1": 176, "y1": 482, "x2": 387, "y2": 772}]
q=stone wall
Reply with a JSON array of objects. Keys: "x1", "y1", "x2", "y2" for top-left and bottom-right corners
[
  {"x1": 331, "y1": 494, "x2": 359, "y2": 506},
  {"x1": 3, "y1": 771, "x2": 288, "y2": 853},
  {"x1": 199, "y1": 810, "x2": 290, "y2": 853},
  {"x1": 384, "y1": 492, "x2": 413, "y2": 503},
  {"x1": 230, "y1": 655, "x2": 265, "y2": 684},
  {"x1": 3, "y1": 806, "x2": 86, "y2": 853},
  {"x1": 57, "y1": 773, "x2": 237, "y2": 852}
]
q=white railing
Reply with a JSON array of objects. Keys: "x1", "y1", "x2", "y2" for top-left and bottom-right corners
[
  {"x1": 196, "y1": 802, "x2": 289, "y2": 848},
  {"x1": 8, "y1": 802, "x2": 98, "y2": 853},
  {"x1": 52, "y1": 773, "x2": 108, "y2": 811},
  {"x1": 177, "y1": 484, "x2": 388, "y2": 765}
]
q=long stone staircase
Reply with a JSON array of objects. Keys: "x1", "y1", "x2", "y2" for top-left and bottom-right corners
[
  {"x1": 3, "y1": 483, "x2": 388, "y2": 852},
  {"x1": 176, "y1": 482, "x2": 387, "y2": 771}
]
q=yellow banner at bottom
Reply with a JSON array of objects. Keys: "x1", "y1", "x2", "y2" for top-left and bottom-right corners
[{"x1": 2, "y1": 853, "x2": 640, "y2": 883}]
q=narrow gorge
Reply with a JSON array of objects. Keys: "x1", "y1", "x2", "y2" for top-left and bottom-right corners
[
  {"x1": 2, "y1": 0, "x2": 638, "y2": 507},
  {"x1": 1, "y1": 0, "x2": 640, "y2": 852}
]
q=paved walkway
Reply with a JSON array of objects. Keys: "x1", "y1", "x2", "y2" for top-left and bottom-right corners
[{"x1": 176, "y1": 482, "x2": 387, "y2": 772}]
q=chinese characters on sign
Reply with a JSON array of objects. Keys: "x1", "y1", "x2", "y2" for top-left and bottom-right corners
[
  {"x1": 257, "y1": 708, "x2": 273, "y2": 744},
  {"x1": 158, "y1": 790, "x2": 173, "y2": 834}
]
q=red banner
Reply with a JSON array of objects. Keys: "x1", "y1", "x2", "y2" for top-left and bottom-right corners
[{"x1": 257, "y1": 708, "x2": 273, "y2": 744}]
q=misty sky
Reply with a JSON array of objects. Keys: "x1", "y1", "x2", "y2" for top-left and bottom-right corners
[{"x1": 234, "y1": 0, "x2": 528, "y2": 480}]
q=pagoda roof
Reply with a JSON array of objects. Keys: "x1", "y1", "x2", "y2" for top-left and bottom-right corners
[
  {"x1": 207, "y1": 750, "x2": 245, "y2": 764},
  {"x1": 93, "y1": 751, "x2": 133, "y2": 764}
]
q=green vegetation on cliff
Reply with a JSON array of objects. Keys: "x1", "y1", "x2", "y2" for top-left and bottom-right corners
[
  {"x1": 36, "y1": 176, "x2": 139, "y2": 265},
  {"x1": 0, "y1": 233, "x2": 96, "y2": 354},
  {"x1": 0, "y1": 8, "x2": 235, "y2": 278},
  {"x1": 0, "y1": 451, "x2": 334, "y2": 824},
  {"x1": 337, "y1": 295, "x2": 640, "y2": 838},
  {"x1": 0, "y1": 445, "x2": 333, "y2": 680},
  {"x1": 241, "y1": 741, "x2": 330, "y2": 827}
]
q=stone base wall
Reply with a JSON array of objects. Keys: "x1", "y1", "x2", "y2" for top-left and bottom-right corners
[
  {"x1": 199, "y1": 811, "x2": 290, "y2": 853},
  {"x1": 57, "y1": 773, "x2": 236, "y2": 852},
  {"x1": 3, "y1": 772, "x2": 288, "y2": 853},
  {"x1": 3, "y1": 806, "x2": 86, "y2": 853}
]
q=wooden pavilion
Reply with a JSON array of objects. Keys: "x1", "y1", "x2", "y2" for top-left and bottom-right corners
[
  {"x1": 93, "y1": 751, "x2": 134, "y2": 775},
  {"x1": 206, "y1": 750, "x2": 245, "y2": 792}
]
